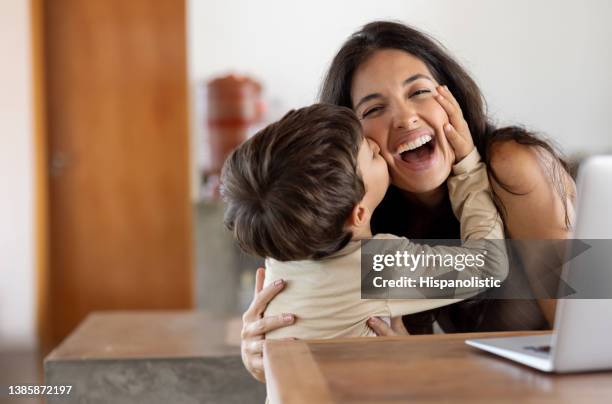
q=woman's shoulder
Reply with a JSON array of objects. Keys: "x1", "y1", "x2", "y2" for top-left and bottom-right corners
[
  {"x1": 487, "y1": 138, "x2": 575, "y2": 199},
  {"x1": 486, "y1": 138, "x2": 575, "y2": 237},
  {"x1": 487, "y1": 138, "x2": 560, "y2": 194}
]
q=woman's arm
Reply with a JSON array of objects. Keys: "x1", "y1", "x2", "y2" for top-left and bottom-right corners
[
  {"x1": 240, "y1": 267, "x2": 296, "y2": 383},
  {"x1": 488, "y1": 139, "x2": 576, "y2": 326}
]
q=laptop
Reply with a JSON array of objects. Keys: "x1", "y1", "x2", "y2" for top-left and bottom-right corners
[{"x1": 465, "y1": 155, "x2": 612, "y2": 372}]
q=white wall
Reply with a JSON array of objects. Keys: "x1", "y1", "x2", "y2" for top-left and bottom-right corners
[
  {"x1": 188, "y1": 0, "x2": 612, "y2": 168},
  {"x1": 0, "y1": 0, "x2": 36, "y2": 349}
]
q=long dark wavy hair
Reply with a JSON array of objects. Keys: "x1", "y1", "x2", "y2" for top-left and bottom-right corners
[{"x1": 319, "y1": 20, "x2": 572, "y2": 231}]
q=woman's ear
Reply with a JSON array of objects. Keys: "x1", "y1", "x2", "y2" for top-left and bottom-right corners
[{"x1": 347, "y1": 202, "x2": 371, "y2": 229}]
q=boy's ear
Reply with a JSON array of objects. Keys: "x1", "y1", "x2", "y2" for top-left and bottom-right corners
[{"x1": 347, "y1": 202, "x2": 370, "y2": 228}]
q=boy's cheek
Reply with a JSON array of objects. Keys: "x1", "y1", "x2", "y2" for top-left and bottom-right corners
[{"x1": 382, "y1": 153, "x2": 395, "y2": 169}]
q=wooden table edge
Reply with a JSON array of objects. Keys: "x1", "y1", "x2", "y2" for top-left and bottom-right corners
[
  {"x1": 301, "y1": 330, "x2": 552, "y2": 345},
  {"x1": 263, "y1": 330, "x2": 552, "y2": 404},
  {"x1": 264, "y1": 339, "x2": 335, "y2": 404}
]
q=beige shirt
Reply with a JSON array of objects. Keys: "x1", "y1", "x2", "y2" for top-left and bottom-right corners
[{"x1": 263, "y1": 149, "x2": 507, "y2": 340}]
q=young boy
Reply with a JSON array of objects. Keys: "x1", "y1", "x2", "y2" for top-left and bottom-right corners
[{"x1": 221, "y1": 103, "x2": 507, "y2": 339}]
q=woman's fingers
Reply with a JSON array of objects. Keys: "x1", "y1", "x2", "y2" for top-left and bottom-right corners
[
  {"x1": 390, "y1": 316, "x2": 410, "y2": 336},
  {"x1": 242, "y1": 268, "x2": 267, "y2": 323},
  {"x1": 245, "y1": 336, "x2": 297, "y2": 356},
  {"x1": 254, "y1": 267, "x2": 265, "y2": 295},
  {"x1": 242, "y1": 313, "x2": 296, "y2": 339},
  {"x1": 247, "y1": 356, "x2": 266, "y2": 383},
  {"x1": 244, "y1": 339, "x2": 265, "y2": 355},
  {"x1": 240, "y1": 268, "x2": 292, "y2": 383},
  {"x1": 367, "y1": 317, "x2": 398, "y2": 336},
  {"x1": 368, "y1": 317, "x2": 411, "y2": 336},
  {"x1": 242, "y1": 277, "x2": 286, "y2": 322}
]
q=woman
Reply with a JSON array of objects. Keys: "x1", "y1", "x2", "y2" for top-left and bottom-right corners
[{"x1": 239, "y1": 21, "x2": 576, "y2": 382}]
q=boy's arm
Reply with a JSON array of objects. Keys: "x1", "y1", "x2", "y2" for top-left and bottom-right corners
[
  {"x1": 447, "y1": 148, "x2": 504, "y2": 240},
  {"x1": 377, "y1": 149, "x2": 508, "y2": 317}
]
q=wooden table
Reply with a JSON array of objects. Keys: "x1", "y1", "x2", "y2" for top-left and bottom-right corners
[
  {"x1": 44, "y1": 311, "x2": 266, "y2": 403},
  {"x1": 264, "y1": 331, "x2": 612, "y2": 403}
]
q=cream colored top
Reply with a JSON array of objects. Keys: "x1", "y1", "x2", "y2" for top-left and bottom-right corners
[{"x1": 263, "y1": 149, "x2": 507, "y2": 339}]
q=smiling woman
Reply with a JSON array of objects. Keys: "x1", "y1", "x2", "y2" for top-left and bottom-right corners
[
  {"x1": 238, "y1": 20, "x2": 576, "y2": 383},
  {"x1": 352, "y1": 50, "x2": 455, "y2": 193},
  {"x1": 321, "y1": 21, "x2": 575, "y2": 334}
]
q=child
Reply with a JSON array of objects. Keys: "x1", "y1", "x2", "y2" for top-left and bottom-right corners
[{"x1": 221, "y1": 103, "x2": 507, "y2": 339}]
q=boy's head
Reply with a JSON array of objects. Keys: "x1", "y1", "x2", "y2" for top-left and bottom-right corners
[{"x1": 221, "y1": 103, "x2": 389, "y2": 261}]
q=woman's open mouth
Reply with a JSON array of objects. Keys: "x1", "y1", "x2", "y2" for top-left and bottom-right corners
[{"x1": 395, "y1": 134, "x2": 437, "y2": 170}]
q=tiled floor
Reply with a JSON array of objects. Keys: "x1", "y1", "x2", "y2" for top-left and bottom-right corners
[{"x1": 0, "y1": 348, "x2": 43, "y2": 404}]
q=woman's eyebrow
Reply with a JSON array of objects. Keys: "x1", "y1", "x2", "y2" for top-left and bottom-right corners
[
  {"x1": 354, "y1": 93, "x2": 383, "y2": 111},
  {"x1": 403, "y1": 74, "x2": 433, "y2": 86},
  {"x1": 354, "y1": 74, "x2": 434, "y2": 110}
]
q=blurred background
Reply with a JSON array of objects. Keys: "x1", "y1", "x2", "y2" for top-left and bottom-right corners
[{"x1": 1, "y1": 0, "x2": 612, "y2": 393}]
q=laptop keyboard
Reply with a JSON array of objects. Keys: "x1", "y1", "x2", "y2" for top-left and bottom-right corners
[{"x1": 523, "y1": 345, "x2": 551, "y2": 354}]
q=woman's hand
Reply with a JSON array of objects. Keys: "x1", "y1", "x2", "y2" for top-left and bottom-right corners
[
  {"x1": 241, "y1": 267, "x2": 295, "y2": 383},
  {"x1": 435, "y1": 85, "x2": 475, "y2": 162},
  {"x1": 367, "y1": 316, "x2": 410, "y2": 336}
]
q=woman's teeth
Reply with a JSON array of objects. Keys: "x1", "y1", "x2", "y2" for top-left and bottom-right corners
[{"x1": 396, "y1": 134, "x2": 433, "y2": 154}]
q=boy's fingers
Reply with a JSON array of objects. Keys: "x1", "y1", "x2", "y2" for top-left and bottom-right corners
[
  {"x1": 444, "y1": 122, "x2": 459, "y2": 135},
  {"x1": 434, "y1": 93, "x2": 453, "y2": 112},
  {"x1": 440, "y1": 85, "x2": 461, "y2": 110},
  {"x1": 444, "y1": 123, "x2": 466, "y2": 150},
  {"x1": 435, "y1": 94, "x2": 461, "y2": 125},
  {"x1": 444, "y1": 123, "x2": 473, "y2": 161},
  {"x1": 436, "y1": 85, "x2": 466, "y2": 124},
  {"x1": 444, "y1": 123, "x2": 461, "y2": 143}
]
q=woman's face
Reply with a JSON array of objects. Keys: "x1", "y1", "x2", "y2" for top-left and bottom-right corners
[{"x1": 351, "y1": 49, "x2": 455, "y2": 194}]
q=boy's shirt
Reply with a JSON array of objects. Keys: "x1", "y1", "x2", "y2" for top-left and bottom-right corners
[
  {"x1": 264, "y1": 234, "x2": 464, "y2": 339},
  {"x1": 263, "y1": 149, "x2": 508, "y2": 340}
]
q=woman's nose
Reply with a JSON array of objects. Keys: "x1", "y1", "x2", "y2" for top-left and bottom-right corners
[{"x1": 392, "y1": 105, "x2": 419, "y2": 130}]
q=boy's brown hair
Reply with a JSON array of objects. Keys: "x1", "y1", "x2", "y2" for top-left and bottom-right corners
[{"x1": 221, "y1": 103, "x2": 365, "y2": 261}]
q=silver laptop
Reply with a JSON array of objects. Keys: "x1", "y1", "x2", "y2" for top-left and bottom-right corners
[{"x1": 465, "y1": 155, "x2": 612, "y2": 372}]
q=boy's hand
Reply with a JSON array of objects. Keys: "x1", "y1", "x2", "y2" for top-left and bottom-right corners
[{"x1": 435, "y1": 85, "x2": 475, "y2": 163}]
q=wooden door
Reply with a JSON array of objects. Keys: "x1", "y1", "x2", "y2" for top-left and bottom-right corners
[{"x1": 39, "y1": 0, "x2": 193, "y2": 352}]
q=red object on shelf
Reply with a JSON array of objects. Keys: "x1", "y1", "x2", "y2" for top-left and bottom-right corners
[{"x1": 206, "y1": 74, "x2": 265, "y2": 174}]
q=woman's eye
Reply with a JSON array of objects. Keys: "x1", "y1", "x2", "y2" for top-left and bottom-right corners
[
  {"x1": 410, "y1": 89, "x2": 431, "y2": 97},
  {"x1": 362, "y1": 106, "x2": 383, "y2": 118}
]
